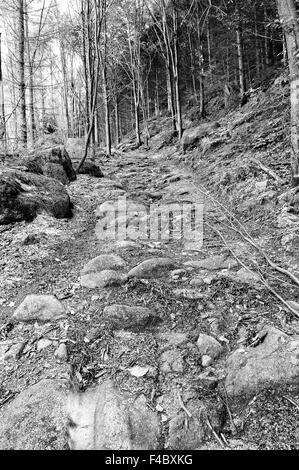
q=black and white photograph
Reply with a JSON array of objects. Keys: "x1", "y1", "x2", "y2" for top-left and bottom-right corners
[{"x1": 0, "y1": 0, "x2": 298, "y2": 455}]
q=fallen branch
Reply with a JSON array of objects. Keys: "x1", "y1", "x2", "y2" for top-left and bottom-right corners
[
  {"x1": 250, "y1": 157, "x2": 284, "y2": 184},
  {"x1": 207, "y1": 222, "x2": 299, "y2": 319},
  {"x1": 222, "y1": 222, "x2": 299, "y2": 289},
  {"x1": 190, "y1": 181, "x2": 299, "y2": 289}
]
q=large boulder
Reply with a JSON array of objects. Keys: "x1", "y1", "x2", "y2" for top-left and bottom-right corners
[
  {"x1": 181, "y1": 122, "x2": 220, "y2": 152},
  {"x1": 24, "y1": 146, "x2": 76, "y2": 184},
  {"x1": 0, "y1": 379, "x2": 68, "y2": 450},
  {"x1": 67, "y1": 380, "x2": 160, "y2": 450},
  {"x1": 128, "y1": 258, "x2": 179, "y2": 279},
  {"x1": 0, "y1": 169, "x2": 72, "y2": 224},
  {"x1": 77, "y1": 161, "x2": 104, "y2": 178},
  {"x1": 12, "y1": 295, "x2": 66, "y2": 323},
  {"x1": 225, "y1": 327, "x2": 299, "y2": 398}
]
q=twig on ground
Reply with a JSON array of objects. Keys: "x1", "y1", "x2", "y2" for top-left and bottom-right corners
[
  {"x1": 250, "y1": 157, "x2": 284, "y2": 184},
  {"x1": 206, "y1": 417, "x2": 226, "y2": 448},
  {"x1": 177, "y1": 390, "x2": 192, "y2": 418},
  {"x1": 283, "y1": 396, "x2": 299, "y2": 410}
]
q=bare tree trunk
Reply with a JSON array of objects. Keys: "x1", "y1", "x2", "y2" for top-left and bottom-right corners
[
  {"x1": 18, "y1": 0, "x2": 27, "y2": 146},
  {"x1": 155, "y1": 70, "x2": 160, "y2": 117},
  {"x1": 25, "y1": 6, "x2": 36, "y2": 144},
  {"x1": 236, "y1": 24, "x2": 246, "y2": 103},
  {"x1": 115, "y1": 97, "x2": 120, "y2": 145},
  {"x1": 0, "y1": 32, "x2": 7, "y2": 150},
  {"x1": 102, "y1": 69, "x2": 111, "y2": 155},
  {"x1": 172, "y1": 6, "x2": 182, "y2": 140},
  {"x1": 102, "y1": 11, "x2": 111, "y2": 156},
  {"x1": 276, "y1": 0, "x2": 299, "y2": 183},
  {"x1": 81, "y1": 1, "x2": 90, "y2": 136}
]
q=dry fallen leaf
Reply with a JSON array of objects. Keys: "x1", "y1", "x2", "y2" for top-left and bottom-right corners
[{"x1": 126, "y1": 365, "x2": 149, "y2": 378}]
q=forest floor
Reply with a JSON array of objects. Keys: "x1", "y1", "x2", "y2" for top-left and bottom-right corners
[{"x1": 1, "y1": 76, "x2": 299, "y2": 450}]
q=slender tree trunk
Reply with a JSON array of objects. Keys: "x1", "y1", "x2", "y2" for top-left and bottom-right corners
[
  {"x1": 18, "y1": 0, "x2": 27, "y2": 146},
  {"x1": 173, "y1": 7, "x2": 182, "y2": 140},
  {"x1": 207, "y1": 22, "x2": 211, "y2": 70},
  {"x1": 55, "y1": 0, "x2": 71, "y2": 137},
  {"x1": 102, "y1": 68, "x2": 111, "y2": 155},
  {"x1": 236, "y1": 24, "x2": 246, "y2": 103},
  {"x1": 102, "y1": 11, "x2": 111, "y2": 156},
  {"x1": 25, "y1": 7, "x2": 36, "y2": 144},
  {"x1": 81, "y1": 1, "x2": 90, "y2": 136},
  {"x1": 115, "y1": 97, "x2": 119, "y2": 145},
  {"x1": 264, "y1": 6, "x2": 271, "y2": 66},
  {"x1": 276, "y1": 0, "x2": 299, "y2": 183},
  {"x1": 255, "y1": 6, "x2": 261, "y2": 78},
  {"x1": 0, "y1": 32, "x2": 7, "y2": 150},
  {"x1": 155, "y1": 70, "x2": 160, "y2": 117}
]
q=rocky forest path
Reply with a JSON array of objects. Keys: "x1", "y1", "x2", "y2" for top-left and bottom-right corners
[{"x1": 0, "y1": 147, "x2": 298, "y2": 450}]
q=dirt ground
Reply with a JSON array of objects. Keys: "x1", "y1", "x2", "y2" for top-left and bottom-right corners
[{"x1": 1, "y1": 137, "x2": 299, "y2": 449}]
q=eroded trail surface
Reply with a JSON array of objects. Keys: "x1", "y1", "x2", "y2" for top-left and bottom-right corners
[{"x1": 0, "y1": 148, "x2": 298, "y2": 450}]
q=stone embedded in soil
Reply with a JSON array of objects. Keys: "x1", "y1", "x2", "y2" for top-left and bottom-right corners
[
  {"x1": 226, "y1": 267, "x2": 261, "y2": 286},
  {"x1": 37, "y1": 338, "x2": 53, "y2": 352},
  {"x1": 0, "y1": 379, "x2": 68, "y2": 450},
  {"x1": 67, "y1": 380, "x2": 160, "y2": 450},
  {"x1": 12, "y1": 295, "x2": 66, "y2": 323},
  {"x1": 158, "y1": 332, "x2": 189, "y2": 350},
  {"x1": 54, "y1": 343, "x2": 68, "y2": 362},
  {"x1": 128, "y1": 258, "x2": 179, "y2": 279},
  {"x1": 77, "y1": 161, "x2": 103, "y2": 178},
  {"x1": 225, "y1": 327, "x2": 299, "y2": 398},
  {"x1": 184, "y1": 255, "x2": 238, "y2": 271},
  {"x1": 102, "y1": 304, "x2": 161, "y2": 331},
  {"x1": 166, "y1": 396, "x2": 225, "y2": 450},
  {"x1": 160, "y1": 349, "x2": 185, "y2": 374},
  {"x1": 81, "y1": 254, "x2": 126, "y2": 275},
  {"x1": 197, "y1": 334, "x2": 223, "y2": 360},
  {"x1": 3, "y1": 342, "x2": 26, "y2": 361},
  {"x1": 80, "y1": 270, "x2": 128, "y2": 289},
  {"x1": 202, "y1": 355, "x2": 213, "y2": 367}
]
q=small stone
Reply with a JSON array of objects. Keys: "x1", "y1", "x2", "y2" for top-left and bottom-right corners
[
  {"x1": 37, "y1": 338, "x2": 53, "y2": 352},
  {"x1": 128, "y1": 258, "x2": 178, "y2": 279},
  {"x1": 198, "y1": 371, "x2": 219, "y2": 389},
  {"x1": 102, "y1": 304, "x2": 161, "y2": 331},
  {"x1": 160, "y1": 349, "x2": 184, "y2": 374},
  {"x1": 80, "y1": 270, "x2": 128, "y2": 289},
  {"x1": 171, "y1": 269, "x2": 186, "y2": 279},
  {"x1": 202, "y1": 355, "x2": 213, "y2": 367},
  {"x1": 82, "y1": 254, "x2": 126, "y2": 275},
  {"x1": 184, "y1": 255, "x2": 238, "y2": 271},
  {"x1": 13, "y1": 295, "x2": 66, "y2": 323},
  {"x1": 54, "y1": 343, "x2": 68, "y2": 362},
  {"x1": 84, "y1": 327, "x2": 102, "y2": 343},
  {"x1": 197, "y1": 334, "x2": 223, "y2": 360},
  {"x1": 4, "y1": 342, "x2": 26, "y2": 361},
  {"x1": 158, "y1": 332, "x2": 188, "y2": 350}
]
